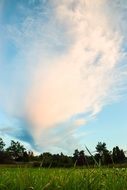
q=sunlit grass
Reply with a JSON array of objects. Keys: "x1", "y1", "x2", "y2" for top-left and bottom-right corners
[{"x1": 0, "y1": 167, "x2": 127, "y2": 190}]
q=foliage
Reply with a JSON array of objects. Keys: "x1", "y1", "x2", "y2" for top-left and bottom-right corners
[
  {"x1": 73, "y1": 149, "x2": 88, "y2": 166},
  {"x1": 0, "y1": 137, "x2": 126, "y2": 167},
  {"x1": 95, "y1": 142, "x2": 112, "y2": 165},
  {"x1": 6, "y1": 140, "x2": 26, "y2": 161},
  {"x1": 0, "y1": 138, "x2": 5, "y2": 151},
  {"x1": 113, "y1": 146, "x2": 125, "y2": 164}
]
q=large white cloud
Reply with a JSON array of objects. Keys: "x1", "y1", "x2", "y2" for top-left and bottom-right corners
[{"x1": 0, "y1": 0, "x2": 127, "y2": 152}]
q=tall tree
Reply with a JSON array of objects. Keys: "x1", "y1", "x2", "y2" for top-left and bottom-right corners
[
  {"x1": 73, "y1": 149, "x2": 87, "y2": 166},
  {"x1": 96, "y1": 142, "x2": 107, "y2": 156},
  {"x1": 78, "y1": 150, "x2": 86, "y2": 166},
  {"x1": 95, "y1": 142, "x2": 111, "y2": 164},
  {"x1": 112, "y1": 146, "x2": 125, "y2": 163},
  {"x1": 6, "y1": 140, "x2": 26, "y2": 161},
  {"x1": 73, "y1": 149, "x2": 79, "y2": 164},
  {"x1": 0, "y1": 138, "x2": 5, "y2": 152}
]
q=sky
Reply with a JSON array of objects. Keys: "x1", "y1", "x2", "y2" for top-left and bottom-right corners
[{"x1": 0, "y1": 0, "x2": 127, "y2": 155}]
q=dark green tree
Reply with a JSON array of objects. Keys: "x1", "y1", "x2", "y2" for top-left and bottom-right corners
[
  {"x1": 0, "y1": 138, "x2": 5, "y2": 151},
  {"x1": 6, "y1": 140, "x2": 26, "y2": 161},
  {"x1": 96, "y1": 142, "x2": 107, "y2": 156},
  {"x1": 112, "y1": 146, "x2": 125, "y2": 163},
  {"x1": 78, "y1": 150, "x2": 86, "y2": 166},
  {"x1": 22, "y1": 151, "x2": 29, "y2": 162},
  {"x1": 73, "y1": 149, "x2": 87, "y2": 166},
  {"x1": 73, "y1": 149, "x2": 79, "y2": 164},
  {"x1": 41, "y1": 152, "x2": 53, "y2": 167},
  {"x1": 95, "y1": 142, "x2": 111, "y2": 164}
]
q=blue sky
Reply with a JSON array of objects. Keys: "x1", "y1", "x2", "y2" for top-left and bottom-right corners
[{"x1": 0, "y1": 0, "x2": 127, "y2": 154}]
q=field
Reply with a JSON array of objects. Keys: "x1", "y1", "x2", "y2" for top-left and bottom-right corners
[{"x1": 0, "y1": 167, "x2": 127, "y2": 190}]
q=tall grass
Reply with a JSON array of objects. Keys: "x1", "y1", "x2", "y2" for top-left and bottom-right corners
[{"x1": 0, "y1": 167, "x2": 127, "y2": 190}]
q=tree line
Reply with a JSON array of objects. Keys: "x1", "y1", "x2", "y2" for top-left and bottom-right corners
[{"x1": 0, "y1": 138, "x2": 126, "y2": 167}]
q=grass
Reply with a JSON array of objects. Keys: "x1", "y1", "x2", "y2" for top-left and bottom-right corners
[{"x1": 0, "y1": 167, "x2": 127, "y2": 190}]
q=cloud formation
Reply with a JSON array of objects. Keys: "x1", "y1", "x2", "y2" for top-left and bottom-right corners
[{"x1": 0, "y1": 0, "x2": 127, "y2": 152}]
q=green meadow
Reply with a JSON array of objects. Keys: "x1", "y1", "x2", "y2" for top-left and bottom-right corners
[{"x1": 0, "y1": 167, "x2": 127, "y2": 190}]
